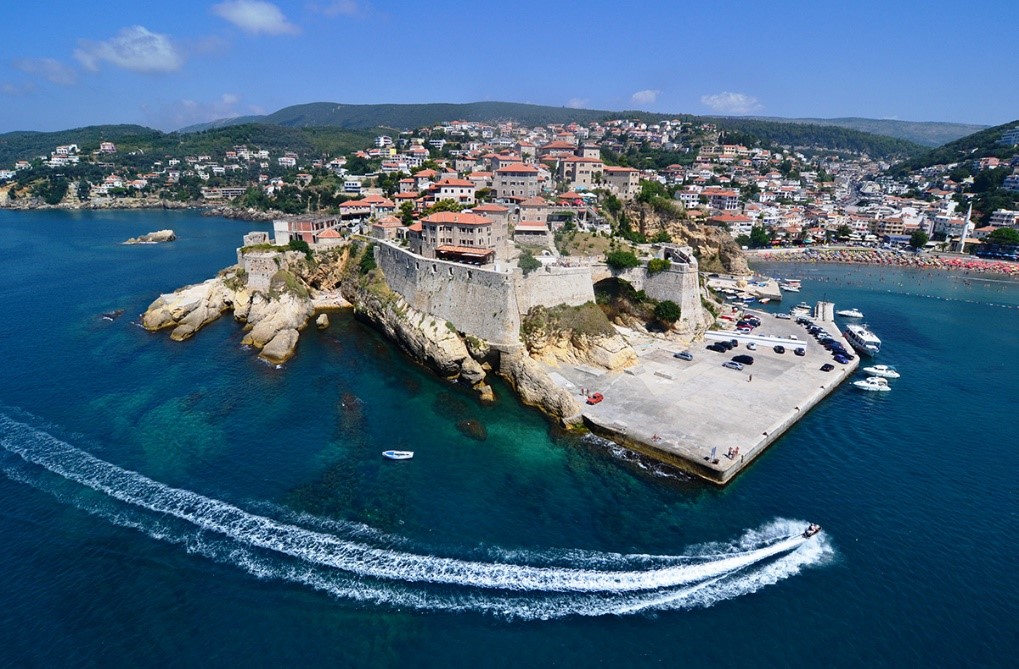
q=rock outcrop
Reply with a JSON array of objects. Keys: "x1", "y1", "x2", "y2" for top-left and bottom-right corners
[
  {"x1": 497, "y1": 347, "x2": 582, "y2": 424},
  {"x1": 125, "y1": 229, "x2": 176, "y2": 244},
  {"x1": 315, "y1": 313, "x2": 330, "y2": 329},
  {"x1": 623, "y1": 202, "x2": 749, "y2": 275},
  {"x1": 142, "y1": 266, "x2": 315, "y2": 364}
]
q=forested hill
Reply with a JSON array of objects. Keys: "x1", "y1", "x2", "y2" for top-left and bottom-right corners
[
  {"x1": 709, "y1": 118, "x2": 923, "y2": 158},
  {"x1": 0, "y1": 124, "x2": 382, "y2": 167},
  {"x1": 887, "y1": 119, "x2": 1019, "y2": 175},
  {"x1": 740, "y1": 116, "x2": 985, "y2": 147}
]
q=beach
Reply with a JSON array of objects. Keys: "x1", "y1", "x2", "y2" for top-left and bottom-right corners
[{"x1": 750, "y1": 247, "x2": 1019, "y2": 276}]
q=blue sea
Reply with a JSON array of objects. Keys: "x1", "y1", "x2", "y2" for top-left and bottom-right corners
[{"x1": 0, "y1": 210, "x2": 1015, "y2": 667}]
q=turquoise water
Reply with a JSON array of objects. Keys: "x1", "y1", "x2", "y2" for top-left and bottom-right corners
[{"x1": 0, "y1": 210, "x2": 1016, "y2": 667}]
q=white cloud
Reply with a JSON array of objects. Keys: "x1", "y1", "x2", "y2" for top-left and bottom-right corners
[
  {"x1": 631, "y1": 89, "x2": 660, "y2": 105},
  {"x1": 13, "y1": 58, "x2": 76, "y2": 85},
  {"x1": 213, "y1": 1, "x2": 300, "y2": 35},
  {"x1": 566, "y1": 97, "x2": 589, "y2": 109},
  {"x1": 700, "y1": 91, "x2": 763, "y2": 115},
  {"x1": 142, "y1": 93, "x2": 245, "y2": 130},
  {"x1": 1, "y1": 81, "x2": 36, "y2": 96},
  {"x1": 75, "y1": 26, "x2": 183, "y2": 73}
]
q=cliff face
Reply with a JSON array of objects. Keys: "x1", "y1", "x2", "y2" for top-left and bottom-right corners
[
  {"x1": 625, "y1": 202, "x2": 750, "y2": 275},
  {"x1": 521, "y1": 304, "x2": 638, "y2": 371}
]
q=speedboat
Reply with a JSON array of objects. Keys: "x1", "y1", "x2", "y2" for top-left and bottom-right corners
[
  {"x1": 862, "y1": 364, "x2": 900, "y2": 379},
  {"x1": 791, "y1": 302, "x2": 812, "y2": 317},
  {"x1": 779, "y1": 283, "x2": 801, "y2": 292},
  {"x1": 803, "y1": 523, "x2": 822, "y2": 538},
  {"x1": 844, "y1": 323, "x2": 881, "y2": 356},
  {"x1": 852, "y1": 376, "x2": 891, "y2": 392},
  {"x1": 836, "y1": 308, "x2": 864, "y2": 318},
  {"x1": 382, "y1": 450, "x2": 414, "y2": 460}
]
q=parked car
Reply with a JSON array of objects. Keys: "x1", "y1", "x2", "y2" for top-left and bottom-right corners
[
  {"x1": 732, "y1": 354, "x2": 755, "y2": 365},
  {"x1": 729, "y1": 339, "x2": 739, "y2": 348},
  {"x1": 775, "y1": 313, "x2": 792, "y2": 320},
  {"x1": 737, "y1": 327, "x2": 752, "y2": 334},
  {"x1": 794, "y1": 347, "x2": 806, "y2": 356},
  {"x1": 586, "y1": 392, "x2": 604, "y2": 405},
  {"x1": 833, "y1": 353, "x2": 850, "y2": 364},
  {"x1": 820, "y1": 363, "x2": 835, "y2": 372},
  {"x1": 746, "y1": 342, "x2": 757, "y2": 351},
  {"x1": 707, "y1": 343, "x2": 726, "y2": 353},
  {"x1": 722, "y1": 361, "x2": 744, "y2": 371},
  {"x1": 673, "y1": 351, "x2": 693, "y2": 361},
  {"x1": 774, "y1": 345, "x2": 786, "y2": 354}
]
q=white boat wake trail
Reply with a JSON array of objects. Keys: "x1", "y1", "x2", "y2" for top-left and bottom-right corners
[{"x1": 0, "y1": 413, "x2": 834, "y2": 619}]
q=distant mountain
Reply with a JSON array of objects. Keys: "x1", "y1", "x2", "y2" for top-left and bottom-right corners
[
  {"x1": 178, "y1": 101, "x2": 621, "y2": 133},
  {"x1": 178, "y1": 100, "x2": 927, "y2": 160},
  {"x1": 742, "y1": 117, "x2": 986, "y2": 147},
  {"x1": 888, "y1": 119, "x2": 1019, "y2": 175}
]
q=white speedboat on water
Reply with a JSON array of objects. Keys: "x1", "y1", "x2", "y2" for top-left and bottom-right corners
[
  {"x1": 791, "y1": 302, "x2": 812, "y2": 317},
  {"x1": 779, "y1": 282, "x2": 801, "y2": 292},
  {"x1": 844, "y1": 323, "x2": 881, "y2": 356},
  {"x1": 836, "y1": 308, "x2": 864, "y2": 318},
  {"x1": 382, "y1": 450, "x2": 414, "y2": 460},
  {"x1": 853, "y1": 376, "x2": 891, "y2": 392},
  {"x1": 862, "y1": 364, "x2": 900, "y2": 379}
]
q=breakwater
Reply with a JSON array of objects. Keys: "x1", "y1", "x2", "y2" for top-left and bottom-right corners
[{"x1": 750, "y1": 247, "x2": 1019, "y2": 276}]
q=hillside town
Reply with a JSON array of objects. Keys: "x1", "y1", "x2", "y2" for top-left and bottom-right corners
[{"x1": 3, "y1": 118, "x2": 1019, "y2": 264}]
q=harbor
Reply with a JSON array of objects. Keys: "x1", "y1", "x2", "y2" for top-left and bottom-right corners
[{"x1": 548, "y1": 303, "x2": 859, "y2": 484}]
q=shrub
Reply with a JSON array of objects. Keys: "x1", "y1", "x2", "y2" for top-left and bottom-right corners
[
  {"x1": 518, "y1": 249, "x2": 542, "y2": 276},
  {"x1": 654, "y1": 300, "x2": 681, "y2": 324},
  {"x1": 605, "y1": 250, "x2": 641, "y2": 271},
  {"x1": 647, "y1": 258, "x2": 671, "y2": 274},
  {"x1": 358, "y1": 245, "x2": 377, "y2": 274},
  {"x1": 288, "y1": 238, "x2": 312, "y2": 259}
]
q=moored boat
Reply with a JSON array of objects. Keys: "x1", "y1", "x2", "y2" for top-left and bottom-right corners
[
  {"x1": 862, "y1": 364, "x2": 900, "y2": 379},
  {"x1": 852, "y1": 376, "x2": 891, "y2": 392},
  {"x1": 844, "y1": 323, "x2": 881, "y2": 356},
  {"x1": 836, "y1": 308, "x2": 864, "y2": 318},
  {"x1": 382, "y1": 450, "x2": 414, "y2": 460}
]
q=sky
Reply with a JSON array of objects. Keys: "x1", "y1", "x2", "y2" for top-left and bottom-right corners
[{"x1": 1, "y1": 0, "x2": 1015, "y2": 133}]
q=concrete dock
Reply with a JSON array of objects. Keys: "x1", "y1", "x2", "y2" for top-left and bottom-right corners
[{"x1": 549, "y1": 310, "x2": 859, "y2": 484}]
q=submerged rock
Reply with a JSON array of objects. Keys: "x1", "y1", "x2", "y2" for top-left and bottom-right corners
[
  {"x1": 100, "y1": 309, "x2": 125, "y2": 321},
  {"x1": 456, "y1": 419, "x2": 488, "y2": 442}
]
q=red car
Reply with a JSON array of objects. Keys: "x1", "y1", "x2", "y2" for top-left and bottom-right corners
[{"x1": 586, "y1": 392, "x2": 604, "y2": 405}]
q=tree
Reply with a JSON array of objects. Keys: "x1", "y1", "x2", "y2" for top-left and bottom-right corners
[
  {"x1": 288, "y1": 238, "x2": 312, "y2": 259},
  {"x1": 605, "y1": 249, "x2": 641, "y2": 270},
  {"x1": 836, "y1": 224, "x2": 853, "y2": 239},
  {"x1": 425, "y1": 199, "x2": 464, "y2": 214},
  {"x1": 748, "y1": 225, "x2": 771, "y2": 248},
  {"x1": 985, "y1": 227, "x2": 1019, "y2": 246},
  {"x1": 518, "y1": 249, "x2": 541, "y2": 276},
  {"x1": 909, "y1": 230, "x2": 930, "y2": 250},
  {"x1": 399, "y1": 201, "x2": 415, "y2": 226},
  {"x1": 654, "y1": 300, "x2": 681, "y2": 325}
]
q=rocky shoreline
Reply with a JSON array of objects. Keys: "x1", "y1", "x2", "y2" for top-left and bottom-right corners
[{"x1": 0, "y1": 195, "x2": 285, "y2": 222}]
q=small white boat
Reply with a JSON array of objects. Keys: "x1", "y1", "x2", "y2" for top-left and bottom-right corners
[
  {"x1": 852, "y1": 376, "x2": 891, "y2": 392},
  {"x1": 837, "y1": 308, "x2": 864, "y2": 318},
  {"x1": 779, "y1": 283, "x2": 801, "y2": 293},
  {"x1": 382, "y1": 450, "x2": 414, "y2": 460},
  {"x1": 862, "y1": 364, "x2": 900, "y2": 379},
  {"x1": 791, "y1": 302, "x2": 812, "y2": 317}
]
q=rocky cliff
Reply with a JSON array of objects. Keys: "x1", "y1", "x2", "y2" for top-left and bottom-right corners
[
  {"x1": 142, "y1": 265, "x2": 315, "y2": 364},
  {"x1": 624, "y1": 201, "x2": 750, "y2": 275}
]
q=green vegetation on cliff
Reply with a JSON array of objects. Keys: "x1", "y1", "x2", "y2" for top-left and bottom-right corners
[{"x1": 521, "y1": 303, "x2": 616, "y2": 342}]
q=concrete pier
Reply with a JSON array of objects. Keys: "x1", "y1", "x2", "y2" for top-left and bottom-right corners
[{"x1": 548, "y1": 310, "x2": 858, "y2": 484}]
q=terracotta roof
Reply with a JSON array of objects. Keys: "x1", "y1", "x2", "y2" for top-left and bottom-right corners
[
  {"x1": 603, "y1": 166, "x2": 638, "y2": 172},
  {"x1": 317, "y1": 228, "x2": 343, "y2": 238},
  {"x1": 515, "y1": 221, "x2": 548, "y2": 230},
  {"x1": 434, "y1": 178, "x2": 474, "y2": 188},
  {"x1": 495, "y1": 162, "x2": 539, "y2": 174},
  {"x1": 408, "y1": 222, "x2": 422, "y2": 232},
  {"x1": 471, "y1": 204, "x2": 509, "y2": 212},
  {"x1": 519, "y1": 197, "x2": 549, "y2": 207},
  {"x1": 421, "y1": 212, "x2": 492, "y2": 226}
]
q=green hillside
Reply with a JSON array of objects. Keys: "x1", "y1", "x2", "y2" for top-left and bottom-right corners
[
  {"x1": 888, "y1": 119, "x2": 1019, "y2": 175},
  {"x1": 0, "y1": 123, "x2": 382, "y2": 167},
  {"x1": 709, "y1": 118, "x2": 922, "y2": 158},
  {"x1": 743, "y1": 116, "x2": 986, "y2": 147}
]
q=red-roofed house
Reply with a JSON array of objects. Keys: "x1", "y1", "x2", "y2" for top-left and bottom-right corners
[
  {"x1": 708, "y1": 212, "x2": 754, "y2": 238},
  {"x1": 416, "y1": 211, "x2": 496, "y2": 264},
  {"x1": 426, "y1": 178, "x2": 476, "y2": 206},
  {"x1": 494, "y1": 163, "x2": 539, "y2": 199},
  {"x1": 602, "y1": 166, "x2": 640, "y2": 198},
  {"x1": 558, "y1": 155, "x2": 604, "y2": 191}
]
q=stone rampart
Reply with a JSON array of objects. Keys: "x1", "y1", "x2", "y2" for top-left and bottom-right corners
[
  {"x1": 375, "y1": 243, "x2": 520, "y2": 344},
  {"x1": 514, "y1": 265, "x2": 595, "y2": 314},
  {"x1": 241, "y1": 252, "x2": 282, "y2": 292}
]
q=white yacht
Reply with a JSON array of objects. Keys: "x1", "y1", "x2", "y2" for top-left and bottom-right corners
[
  {"x1": 862, "y1": 364, "x2": 900, "y2": 379},
  {"x1": 791, "y1": 302, "x2": 812, "y2": 317},
  {"x1": 844, "y1": 323, "x2": 881, "y2": 356},
  {"x1": 852, "y1": 376, "x2": 891, "y2": 392},
  {"x1": 779, "y1": 282, "x2": 801, "y2": 293},
  {"x1": 836, "y1": 308, "x2": 864, "y2": 318}
]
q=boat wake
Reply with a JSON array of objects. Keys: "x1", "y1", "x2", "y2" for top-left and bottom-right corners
[{"x1": 0, "y1": 413, "x2": 833, "y2": 619}]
